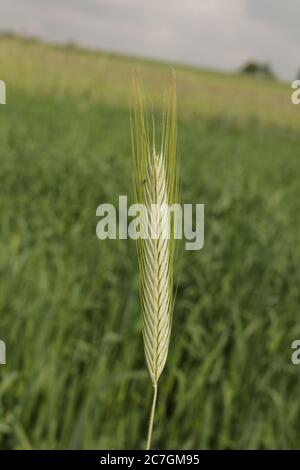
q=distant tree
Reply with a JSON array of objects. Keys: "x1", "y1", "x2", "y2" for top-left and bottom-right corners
[
  {"x1": 0, "y1": 31, "x2": 16, "y2": 38},
  {"x1": 241, "y1": 61, "x2": 275, "y2": 80}
]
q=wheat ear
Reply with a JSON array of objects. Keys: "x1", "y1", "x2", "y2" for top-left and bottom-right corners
[{"x1": 131, "y1": 72, "x2": 179, "y2": 450}]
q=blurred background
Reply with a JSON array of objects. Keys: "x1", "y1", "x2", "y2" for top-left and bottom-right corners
[{"x1": 0, "y1": 0, "x2": 300, "y2": 450}]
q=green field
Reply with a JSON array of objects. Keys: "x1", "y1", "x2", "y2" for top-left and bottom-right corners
[{"x1": 1, "y1": 36, "x2": 300, "y2": 450}]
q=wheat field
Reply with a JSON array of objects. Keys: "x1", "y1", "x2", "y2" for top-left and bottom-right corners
[{"x1": 0, "y1": 35, "x2": 300, "y2": 449}]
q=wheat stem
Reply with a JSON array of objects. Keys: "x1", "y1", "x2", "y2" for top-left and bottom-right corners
[
  {"x1": 146, "y1": 382, "x2": 158, "y2": 450},
  {"x1": 131, "y1": 71, "x2": 179, "y2": 451}
]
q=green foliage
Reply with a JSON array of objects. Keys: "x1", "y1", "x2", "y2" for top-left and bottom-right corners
[{"x1": 0, "y1": 38, "x2": 300, "y2": 450}]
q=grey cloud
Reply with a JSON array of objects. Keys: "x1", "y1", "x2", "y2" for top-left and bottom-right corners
[
  {"x1": 0, "y1": 0, "x2": 298, "y2": 79},
  {"x1": 246, "y1": 0, "x2": 300, "y2": 41}
]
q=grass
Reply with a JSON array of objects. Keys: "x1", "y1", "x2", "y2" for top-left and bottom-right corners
[{"x1": 0, "y1": 36, "x2": 300, "y2": 449}]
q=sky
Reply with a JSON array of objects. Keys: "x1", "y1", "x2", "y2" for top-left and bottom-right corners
[{"x1": 1, "y1": 0, "x2": 299, "y2": 80}]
